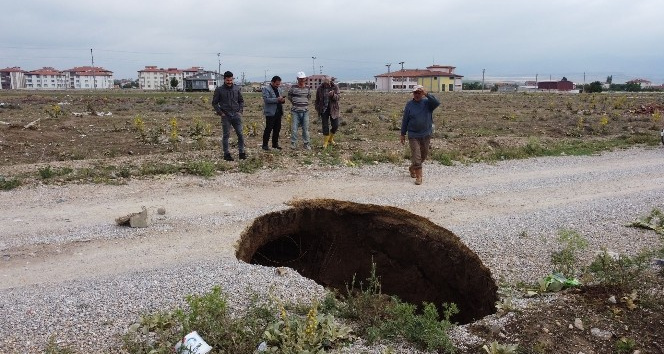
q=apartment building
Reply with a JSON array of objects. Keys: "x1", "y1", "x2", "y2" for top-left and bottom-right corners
[
  {"x1": 1, "y1": 66, "x2": 114, "y2": 89},
  {"x1": 374, "y1": 65, "x2": 463, "y2": 92},
  {"x1": 138, "y1": 66, "x2": 206, "y2": 90},
  {"x1": 0, "y1": 67, "x2": 25, "y2": 89}
]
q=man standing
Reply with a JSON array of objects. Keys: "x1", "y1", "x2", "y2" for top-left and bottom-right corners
[
  {"x1": 212, "y1": 71, "x2": 246, "y2": 161},
  {"x1": 261, "y1": 75, "x2": 285, "y2": 150},
  {"x1": 400, "y1": 85, "x2": 440, "y2": 185},
  {"x1": 315, "y1": 77, "x2": 340, "y2": 149},
  {"x1": 287, "y1": 72, "x2": 312, "y2": 150}
]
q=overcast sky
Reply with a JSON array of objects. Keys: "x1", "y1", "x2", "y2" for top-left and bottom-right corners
[{"x1": 2, "y1": 0, "x2": 662, "y2": 84}]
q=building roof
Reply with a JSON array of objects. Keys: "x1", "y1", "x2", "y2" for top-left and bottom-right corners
[
  {"x1": 375, "y1": 65, "x2": 463, "y2": 78},
  {"x1": 26, "y1": 67, "x2": 63, "y2": 75},
  {"x1": 0, "y1": 66, "x2": 24, "y2": 73},
  {"x1": 626, "y1": 78, "x2": 652, "y2": 84},
  {"x1": 65, "y1": 66, "x2": 113, "y2": 76}
]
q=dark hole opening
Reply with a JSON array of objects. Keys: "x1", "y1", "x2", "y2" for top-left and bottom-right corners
[{"x1": 235, "y1": 199, "x2": 498, "y2": 324}]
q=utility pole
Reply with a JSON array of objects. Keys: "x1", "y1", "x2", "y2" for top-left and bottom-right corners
[
  {"x1": 399, "y1": 61, "x2": 404, "y2": 71},
  {"x1": 90, "y1": 49, "x2": 96, "y2": 90},
  {"x1": 386, "y1": 63, "x2": 392, "y2": 92},
  {"x1": 481, "y1": 68, "x2": 485, "y2": 92},
  {"x1": 319, "y1": 66, "x2": 323, "y2": 74},
  {"x1": 311, "y1": 56, "x2": 316, "y2": 76},
  {"x1": 217, "y1": 53, "x2": 221, "y2": 87}
]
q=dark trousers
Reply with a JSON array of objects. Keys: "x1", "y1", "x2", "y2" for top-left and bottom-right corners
[
  {"x1": 262, "y1": 114, "x2": 282, "y2": 147},
  {"x1": 321, "y1": 108, "x2": 339, "y2": 136}
]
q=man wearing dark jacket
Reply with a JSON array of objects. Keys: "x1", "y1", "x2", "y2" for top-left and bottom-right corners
[
  {"x1": 400, "y1": 85, "x2": 440, "y2": 185},
  {"x1": 212, "y1": 71, "x2": 246, "y2": 161}
]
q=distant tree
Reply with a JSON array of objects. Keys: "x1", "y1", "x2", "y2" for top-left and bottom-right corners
[
  {"x1": 606, "y1": 75, "x2": 613, "y2": 84},
  {"x1": 170, "y1": 78, "x2": 179, "y2": 91},
  {"x1": 462, "y1": 81, "x2": 484, "y2": 90},
  {"x1": 562, "y1": 76, "x2": 568, "y2": 81},
  {"x1": 625, "y1": 82, "x2": 641, "y2": 92},
  {"x1": 583, "y1": 81, "x2": 603, "y2": 93}
]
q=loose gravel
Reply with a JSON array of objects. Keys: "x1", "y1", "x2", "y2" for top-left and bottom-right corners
[{"x1": 1, "y1": 147, "x2": 663, "y2": 353}]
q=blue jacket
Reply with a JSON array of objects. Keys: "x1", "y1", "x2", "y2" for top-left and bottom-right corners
[
  {"x1": 262, "y1": 84, "x2": 283, "y2": 117},
  {"x1": 400, "y1": 93, "x2": 440, "y2": 138}
]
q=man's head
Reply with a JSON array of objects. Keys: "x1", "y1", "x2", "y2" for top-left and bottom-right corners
[
  {"x1": 271, "y1": 75, "x2": 282, "y2": 87},
  {"x1": 223, "y1": 71, "x2": 234, "y2": 87},
  {"x1": 296, "y1": 71, "x2": 307, "y2": 87},
  {"x1": 412, "y1": 85, "x2": 425, "y2": 101}
]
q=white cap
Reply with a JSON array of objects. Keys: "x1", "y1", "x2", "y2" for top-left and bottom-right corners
[
  {"x1": 296, "y1": 71, "x2": 307, "y2": 79},
  {"x1": 412, "y1": 85, "x2": 424, "y2": 92}
]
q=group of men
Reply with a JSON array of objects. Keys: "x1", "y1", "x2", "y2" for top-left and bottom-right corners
[{"x1": 211, "y1": 71, "x2": 439, "y2": 185}]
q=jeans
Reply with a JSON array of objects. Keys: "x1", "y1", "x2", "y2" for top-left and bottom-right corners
[
  {"x1": 263, "y1": 114, "x2": 282, "y2": 147},
  {"x1": 320, "y1": 108, "x2": 339, "y2": 136},
  {"x1": 221, "y1": 113, "x2": 245, "y2": 155},
  {"x1": 408, "y1": 136, "x2": 431, "y2": 169},
  {"x1": 291, "y1": 110, "x2": 310, "y2": 147}
]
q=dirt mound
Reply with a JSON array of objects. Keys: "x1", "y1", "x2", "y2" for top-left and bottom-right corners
[{"x1": 235, "y1": 199, "x2": 498, "y2": 323}]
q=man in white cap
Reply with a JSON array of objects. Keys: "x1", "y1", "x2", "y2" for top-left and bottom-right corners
[
  {"x1": 400, "y1": 85, "x2": 440, "y2": 185},
  {"x1": 287, "y1": 72, "x2": 312, "y2": 149}
]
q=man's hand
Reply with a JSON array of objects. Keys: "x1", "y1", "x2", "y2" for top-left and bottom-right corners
[{"x1": 400, "y1": 135, "x2": 406, "y2": 145}]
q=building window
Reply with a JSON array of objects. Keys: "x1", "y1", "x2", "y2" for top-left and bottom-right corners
[
  {"x1": 449, "y1": 84, "x2": 453, "y2": 91},
  {"x1": 434, "y1": 77, "x2": 437, "y2": 80}
]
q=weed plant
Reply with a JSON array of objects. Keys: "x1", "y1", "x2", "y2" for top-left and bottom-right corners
[
  {"x1": 0, "y1": 176, "x2": 21, "y2": 190},
  {"x1": 550, "y1": 229, "x2": 588, "y2": 278}
]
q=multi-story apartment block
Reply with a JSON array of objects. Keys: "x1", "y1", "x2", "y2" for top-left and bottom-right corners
[
  {"x1": 1, "y1": 66, "x2": 114, "y2": 89},
  {"x1": 374, "y1": 65, "x2": 463, "y2": 92},
  {"x1": 138, "y1": 66, "x2": 206, "y2": 90},
  {"x1": 0, "y1": 67, "x2": 25, "y2": 89},
  {"x1": 303, "y1": 74, "x2": 334, "y2": 90}
]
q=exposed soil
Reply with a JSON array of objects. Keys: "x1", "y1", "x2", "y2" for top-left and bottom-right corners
[
  {"x1": 236, "y1": 199, "x2": 498, "y2": 324},
  {"x1": 1, "y1": 90, "x2": 664, "y2": 353}
]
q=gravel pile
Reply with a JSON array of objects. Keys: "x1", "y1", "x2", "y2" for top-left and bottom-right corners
[{"x1": 1, "y1": 148, "x2": 663, "y2": 353}]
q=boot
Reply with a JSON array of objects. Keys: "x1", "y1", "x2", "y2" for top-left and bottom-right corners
[
  {"x1": 322, "y1": 134, "x2": 330, "y2": 148},
  {"x1": 415, "y1": 168, "x2": 422, "y2": 185},
  {"x1": 329, "y1": 133, "x2": 336, "y2": 146},
  {"x1": 408, "y1": 165, "x2": 416, "y2": 178}
]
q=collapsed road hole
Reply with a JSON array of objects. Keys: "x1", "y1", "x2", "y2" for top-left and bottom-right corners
[{"x1": 235, "y1": 199, "x2": 498, "y2": 324}]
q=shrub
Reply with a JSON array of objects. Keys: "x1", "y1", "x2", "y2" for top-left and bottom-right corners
[{"x1": 551, "y1": 229, "x2": 588, "y2": 278}]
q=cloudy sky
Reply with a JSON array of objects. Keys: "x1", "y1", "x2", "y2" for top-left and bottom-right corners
[{"x1": 2, "y1": 0, "x2": 662, "y2": 84}]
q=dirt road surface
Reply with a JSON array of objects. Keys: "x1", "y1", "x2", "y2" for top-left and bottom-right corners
[{"x1": 2, "y1": 147, "x2": 663, "y2": 292}]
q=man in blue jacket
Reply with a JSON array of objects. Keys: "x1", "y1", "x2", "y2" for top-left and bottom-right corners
[
  {"x1": 261, "y1": 75, "x2": 286, "y2": 150},
  {"x1": 212, "y1": 71, "x2": 246, "y2": 161},
  {"x1": 400, "y1": 85, "x2": 440, "y2": 185}
]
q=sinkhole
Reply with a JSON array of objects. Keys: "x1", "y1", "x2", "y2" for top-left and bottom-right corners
[{"x1": 235, "y1": 199, "x2": 498, "y2": 324}]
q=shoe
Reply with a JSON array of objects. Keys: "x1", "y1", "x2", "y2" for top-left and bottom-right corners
[
  {"x1": 272, "y1": 145, "x2": 282, "y2": 150},
  {"x1": 408, "y1": 165, "x2": 416, "y2": 178},
  {"x1": 415, "y1": 169, "x2": 422, "y2": 185},
  {"x1": 291, "y1": 144, "x2": 297, "y2": 149},
  {"x1": 322, "y1": 135, "x2": 330, "y2": 149},
  {"x1": 223, "y1": 153, "x2": 234, "y2": 161},
  {"x1": 329, "y1": 133, "x2": 336, "y2": 146},
  {"x1": 261, "y1": 145, "x2": 270, "y2": 151},
  {"x1": 239, "y1": 152, "x2": 247, "y2": 160},
  {"x1": 304, "y1": 144, "x2": 312, "y2": 150}
]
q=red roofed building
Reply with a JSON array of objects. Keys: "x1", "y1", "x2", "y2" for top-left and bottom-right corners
[
  {"x1": 21, "y1": 66, "x2": 114, "y2": 90},
  {"x1": 138, "y1": 66, "x2": 206, "y2": 90},
  {"x1": 374, "y1": 65, "x2": 463, "y2": 92},
  {"x1": 0, "y1": 66, "x2": 25, "y2": 90},
  {"x1": 626, "y1": 78, "x2": 652, "y2": 88}
]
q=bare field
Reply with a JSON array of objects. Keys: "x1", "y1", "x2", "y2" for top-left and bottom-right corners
[{"x1": 1, "y1": 90, "x2": 663, "y2": 181}]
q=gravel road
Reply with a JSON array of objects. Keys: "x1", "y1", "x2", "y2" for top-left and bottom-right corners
[{"x1": 1, "y1": 147, "x2": 663, "y2": 352}]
